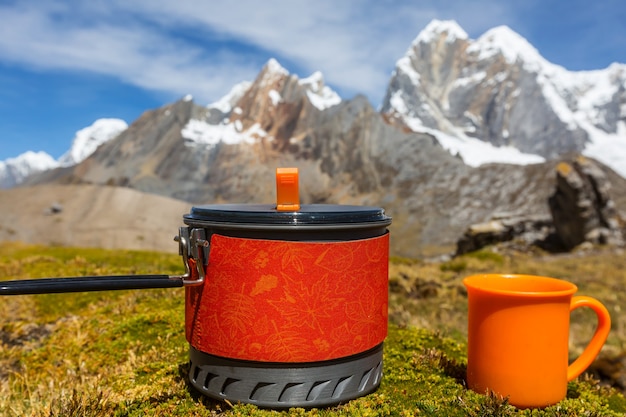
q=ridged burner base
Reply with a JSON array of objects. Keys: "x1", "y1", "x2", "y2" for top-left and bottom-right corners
[{"x1": 188, "y1": 344, "x2": 383, "y2": 408}]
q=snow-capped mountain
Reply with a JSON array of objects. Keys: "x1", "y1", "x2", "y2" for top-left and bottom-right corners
[
  {"x1": 4, "y1": 20, "x2": 625, "y2": 187},
  {"x1": 0, "y1": 151, "x2": 58, "y2": 188},
  {"x1": 381, "y1": 19, "x2": 626, "y2": 177},
  {"x1": 23, "y1": 59, "x2": 352, "y2": 202},
  {"x1": 12, "y1": 55, "x2": 626, "y2": 254},
  {"x1": 0, "y1": 118, "x2": 127, "y2": 188},
  {"x1": 58, "y1": 118, "x2": 128, "y2": 167},
  {"x1": 180, "y1": 58, "x2": 341, "y2": 150}
]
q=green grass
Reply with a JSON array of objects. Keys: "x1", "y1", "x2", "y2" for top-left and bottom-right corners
[{"x1": 1, "y1": 242, "x2": 625, "y2": 416}]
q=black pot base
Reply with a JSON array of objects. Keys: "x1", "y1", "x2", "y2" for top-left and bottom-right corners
[{"x1": 188, "y1": 343, "x2": 383, "y2": 408}]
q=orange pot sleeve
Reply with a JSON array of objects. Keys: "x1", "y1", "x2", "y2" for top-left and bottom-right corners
[{"x1": 185, "y1": 233, "x2": 389, "y2": 362}]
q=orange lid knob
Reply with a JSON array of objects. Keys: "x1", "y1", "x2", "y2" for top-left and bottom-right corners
[{"x1": 276, "y1": 167, "x2": 300, "y2": 211}]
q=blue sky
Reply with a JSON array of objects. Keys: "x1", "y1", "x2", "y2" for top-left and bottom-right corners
[{"x1": 0, "y1": 0, "x2": 624, "y2": 161}]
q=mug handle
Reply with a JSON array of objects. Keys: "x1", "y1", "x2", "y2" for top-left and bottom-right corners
[{"x1": 567, "y1": 296, "x2": 612, "y2": 381}]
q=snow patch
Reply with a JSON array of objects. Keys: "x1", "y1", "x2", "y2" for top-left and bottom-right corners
[
  {"x1": 434, "y1": 130, "x2": 545, "y2": 167},
  {"x1": 402, "y1": 115, "x2": 545, "y2": 167},
  {"x1": 452, "y1": 71, "x2": 486, "y2": 89},
  {"x1": 396, "y1": 56, "x2": 421, "y2": 86},
  {"x1": 268, "y1": 89, "x2": 282, "y2": 106},
  {"x1": 207, "y1": 81, "x2": 252, "y2": 113},
  {"x1": 181, "y1": 119, "x2": 266, "y2": 148},
  {"x1": 305, "y1": 85, "x2": 341, "y2": 111},
  {"x1": 389, "y1": 90, "x2": 411, "y2": 116},
  {"x1": 299, "y1": 71, "x2": 341, "y2": 110},
  {"x1": 234, "y1": 119, "x2": 243, "y2": 132},
  {"x1": 582, "y1": 120, "x2": 626, "y2": 178}
]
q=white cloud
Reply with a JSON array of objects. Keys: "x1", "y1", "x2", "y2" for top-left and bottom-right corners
[
  {"x1": 115, "y1": 0, "x2": 517, "y2": 101},
  {"x1": 0, "y1": 0, "x2": 617, "y2": 107},
  {"x1": 0, "y1": 2, "x2": 261, "y2": 103}
]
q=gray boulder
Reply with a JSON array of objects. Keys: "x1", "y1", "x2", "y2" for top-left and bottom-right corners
[
  {"x1": 455, "y1": 213, "x2": 553, "y2": 255},
  {"x1": 456, "y1": 156, "x2": 625, "y2": 255},
  {"x1": 548, "y1": 156, "x2": 624, "y2": 249}
]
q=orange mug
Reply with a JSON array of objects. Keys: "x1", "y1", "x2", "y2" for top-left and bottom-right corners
[{"x1": 463, "y1": 274, "x2": 611, "y2": 408}]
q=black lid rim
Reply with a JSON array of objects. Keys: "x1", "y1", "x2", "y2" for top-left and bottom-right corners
[
  {"x1": 184, "y1": 203, "x2": 391, "y2": 226},
  {"x1": 181, "y1": 220, "x2": 392, "y2": 231}
]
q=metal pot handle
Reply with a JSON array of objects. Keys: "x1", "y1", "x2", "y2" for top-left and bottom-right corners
[
  {"x1": 175, "y1": 227, "x2": 208, "y2": 287},
  {"x1": 0, "y1": 227, "x2": 207, "y2": 295},
  {"x1": 0, "y1": 274, "x2": 183, "y2": 295}
]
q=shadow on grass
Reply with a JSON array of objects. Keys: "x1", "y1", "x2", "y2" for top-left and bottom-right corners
[{"x1": 419, "y1": 347, "x2": 467, "y2": 386}]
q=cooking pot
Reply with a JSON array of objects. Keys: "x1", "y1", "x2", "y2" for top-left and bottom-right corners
[{"x1": 0, "y1": 168, "x2": 392, "y2": 408}]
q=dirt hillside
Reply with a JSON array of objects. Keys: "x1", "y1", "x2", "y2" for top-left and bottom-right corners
[{"x1": 0, "y1": 184, "x2": 190, "y2": 254}]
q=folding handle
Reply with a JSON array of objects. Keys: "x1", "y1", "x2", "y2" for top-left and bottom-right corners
[
  {"x1": 0, "y1": 227, "x2": 206, "y2": 295},
  {"x1": 0, "y1": 274, "x2": 183, "y2": 295}
]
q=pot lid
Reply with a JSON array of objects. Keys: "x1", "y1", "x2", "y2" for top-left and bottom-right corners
[
  {"x1": 183, "y1": 168, "x2": 391, "y2": 227},
  {"x1": 184, "y1": 203, "x2": 391, "y2": 226}
]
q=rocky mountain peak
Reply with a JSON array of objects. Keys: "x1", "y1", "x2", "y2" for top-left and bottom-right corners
[
  {"x1": 0, "y1": 151, "x2": 58, "y2": 188},
  {"x1": 222, "y1": 58, "x2": 340, "y2": 148},
  {"x1": 230, "y1": 59, "x2": 307, "y2": 144},
  {"x1": 468, "y1": 25, "x2": 547, "y2": 71},
  {"x1": 244, "y1": 58, "x2": 340, "y2": 111},
  {"x1": 260, "y1": 58, "x2": 290, "y2": 83},
  {"x1": 413, "y1": 19, "x2": 468, "y2": 46},
  {"x1": 382, "y1": 20, "x2": 471, "y2": 137},
  {"x1": 381, "y1": 20, "x2": 626, "y2": 175},
  {"x1": 58, "y1": 118, "x2": 128, "y2": 167}
]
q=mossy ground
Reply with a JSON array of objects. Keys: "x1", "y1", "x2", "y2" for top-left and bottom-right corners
[{"x1": 1, "y1": 242, "x2": 625, "y2": 416}]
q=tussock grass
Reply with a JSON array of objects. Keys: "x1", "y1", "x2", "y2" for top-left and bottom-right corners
[
  {"x1": 1, "y1": 242, "x2": 625, "y2": 416},
  {"x1": 389, "y1": 246, "x2": 626, "y2": 355}
]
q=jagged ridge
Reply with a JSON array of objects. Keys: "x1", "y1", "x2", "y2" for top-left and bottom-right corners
[{"x1": 5, "y1": 21, "x2": 626, "y2": 256}]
